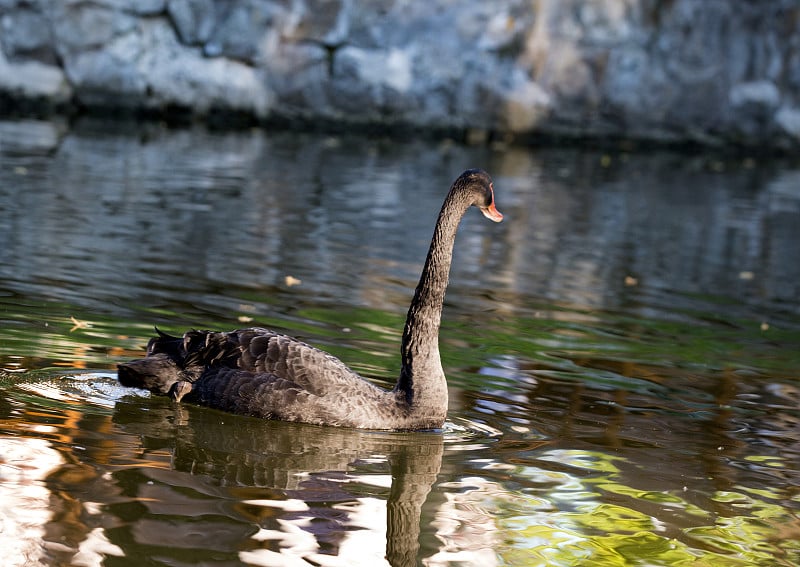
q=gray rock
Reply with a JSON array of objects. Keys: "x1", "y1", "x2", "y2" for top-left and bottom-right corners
[
  {"x1": 729, "y1": 80, "x2": 782, "y2": 139},
  {"x1": 204, "y1": 2, "x2": 270, "y2": 62},
  {"x1": 0, "y1": 47, "x2": 71, "y2": 101},
  {"x1": 0, "y1": 6, "x2": 57, "y2": 64},
  {"x1": 0, "y1": 0, "x2": 799, "y2": 149},
  {"x1": 293, "y1": 0, "x2": 348, "y2": 46},
  {"x1": 91, "y1": 0, "x2": 167, "y2": 15},
  {"x1": 730, "y1": 81, "x2": 781, "y2": 111},
  {"x1": 167, "y1": 0, "x2": 215, "y2": 45},
  {"x1": 137, "y1": 19, "x2": 272, "y2": 115},
  {"x1": 775, "y1": 106, "x2": 800, "y2": 142},
  {"x1": 48, "y1": 2, "x2": 138, "y2": 55}
]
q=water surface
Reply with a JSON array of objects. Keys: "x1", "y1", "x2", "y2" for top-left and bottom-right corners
[{"x1": 1, "y1": 119, "x2": 799, "y2": 566}]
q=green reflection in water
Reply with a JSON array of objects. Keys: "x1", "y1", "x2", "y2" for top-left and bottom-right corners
[
  {"x1": 3, "y1": 285, "x2": 798, "y2": 385},
  {"x1": 495, "y1": 453, "x2": 800, "y2": 566}
]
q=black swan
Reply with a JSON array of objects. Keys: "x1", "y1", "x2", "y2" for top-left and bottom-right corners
[{"x1": 117, "y1": 169, "x2": 503, "y2": 430}]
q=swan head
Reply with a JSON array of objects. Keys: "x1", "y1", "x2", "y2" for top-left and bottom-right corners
[{"x1": 457, "y1": 168, "x2": 503, "y2": 222}]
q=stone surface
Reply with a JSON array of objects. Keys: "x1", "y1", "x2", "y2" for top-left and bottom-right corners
[
  {"x1": 775, "y1": 106, "x2": 800, "y2": 143},
  {"x1": 0, "y1": 6, "x2": 56, "y2": 64},
  {"x1": 0, "y1": 0, "x2": 798, "y2": 148},
  {"x1": 167, "y1": 0, "x2": 216, "y2": 46},
  {"x1": 0, "y1": 47, "x2": 71, "y2": 101}
]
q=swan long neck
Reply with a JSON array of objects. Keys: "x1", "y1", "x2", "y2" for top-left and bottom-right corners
[{"x1": 397, "y1": 189, "x2": 471, "y2": 402}]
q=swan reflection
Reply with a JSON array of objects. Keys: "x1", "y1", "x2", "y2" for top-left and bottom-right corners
[{"x1": 109, "y1": 395, "x2": 444, "y2": 566}]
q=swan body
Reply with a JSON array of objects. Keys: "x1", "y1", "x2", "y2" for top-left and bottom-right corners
[{"x1": 118, "y1": 169, "x2": 503, "y2": 430}]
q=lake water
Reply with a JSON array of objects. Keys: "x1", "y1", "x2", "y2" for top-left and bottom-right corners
[{"x1": 0, "y1": 119, "x2": 798, "y2": 566}]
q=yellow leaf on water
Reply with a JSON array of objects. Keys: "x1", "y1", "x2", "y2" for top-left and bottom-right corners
[{"x1": 69, "y1": 316, "x2": 89, "y2": 332}]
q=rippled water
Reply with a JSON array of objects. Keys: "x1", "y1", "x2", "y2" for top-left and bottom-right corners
[{"x1": 1, "y1": 119, "x2": 799, "y2": 566}]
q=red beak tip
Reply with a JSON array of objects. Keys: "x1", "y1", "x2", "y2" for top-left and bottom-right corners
[{"x1": 482, "y1": 204, "x2": 503, "y2": 222}]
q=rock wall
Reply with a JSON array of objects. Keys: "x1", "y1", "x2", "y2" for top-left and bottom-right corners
[{"x1": 1, "y1": 0, "x2": 799, "y2": 148}]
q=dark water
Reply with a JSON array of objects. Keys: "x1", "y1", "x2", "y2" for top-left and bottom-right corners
[{"x1": 0, "y1": 119, "x2": 799, "y2": 566}]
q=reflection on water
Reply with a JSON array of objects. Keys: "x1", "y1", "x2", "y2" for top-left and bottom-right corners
[
  {"x1": 1, "y1": 377, "x2": 444, "y2": 566},
  {"x1": 0, "y1": 119, "x2": 799, "y2": 565},
  {"x1": 2, "y1": 119, "x2": 798, "y2": 325}
]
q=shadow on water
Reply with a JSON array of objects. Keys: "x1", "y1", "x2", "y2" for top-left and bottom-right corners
[
  {"x1": 109, "y1": 398, "x2": 444, "y2": 567},
  {"x1": 1, "y1": 118, "x2": 799, "y2": 565},
  {"x1": 0, "y1": 375, "x2": 452, "y2": 566}
]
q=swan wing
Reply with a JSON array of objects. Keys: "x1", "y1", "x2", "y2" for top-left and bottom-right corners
[
  {"x1": 175, "y1": 329, "x2": 395, "y2": 426},
  {"x1": 232, "y1": 328, "x2": 364, "y2": 397}
]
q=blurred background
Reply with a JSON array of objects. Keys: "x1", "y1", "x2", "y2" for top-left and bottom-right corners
[{"x1": 2, "y1": 0, "x2": 800, "y2": 149}]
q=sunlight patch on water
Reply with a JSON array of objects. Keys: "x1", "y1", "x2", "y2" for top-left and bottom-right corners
[
  {"x1": 428, "y1": 476, "x2": 504, "y2": 567},
  {"x1": 16, "y1": 372, "x2": 131, "y2": 409},
  {"x1": 240, "y1": 499, "x2": 310, "y2": 512},
  {"x1": 71, "y1": 528, "x2": 125, "y2": 566},
  {"x1": 443, "y1": 417, "x2": 504, "y2": 441},
  {"x1": 243, "y1": 498, "x2": 391, "y2": 567},
  {"x1": 0, "y1": 437, "x2": 63, "y2": 567},
  {"x1": 538, "y1": 449, "x2": 622, "y2": 474}
]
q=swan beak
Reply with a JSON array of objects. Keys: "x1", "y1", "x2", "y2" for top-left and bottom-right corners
[{"x1": 481, "y1": 202, "x2": 504, "y2": 222}]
